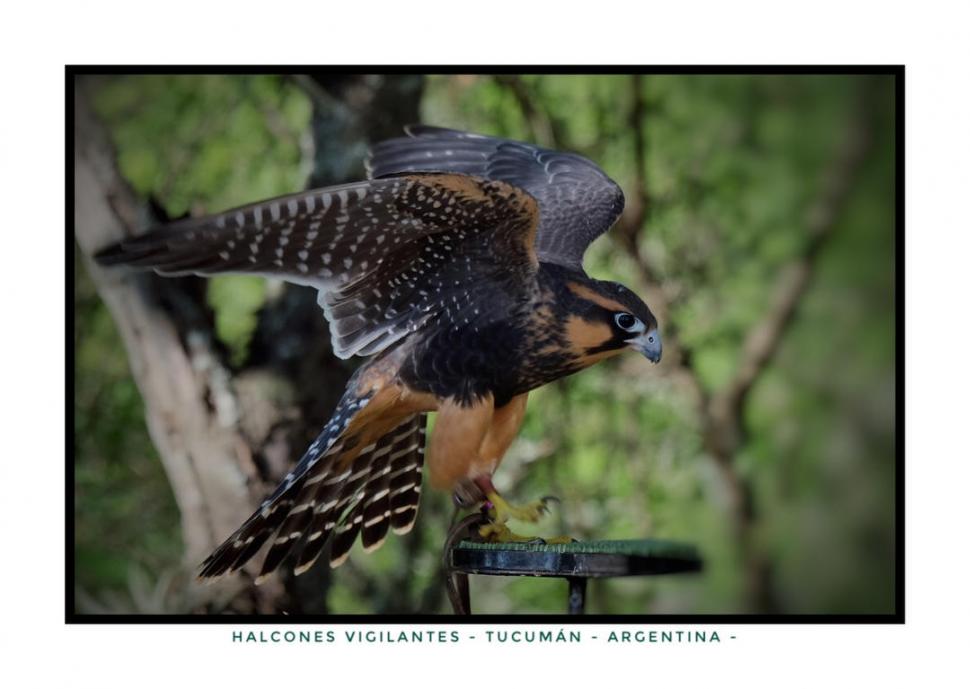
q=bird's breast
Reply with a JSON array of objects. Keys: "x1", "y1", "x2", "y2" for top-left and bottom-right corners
[{"x1": 397, "y1": 281, "x2": 619, "y2": 406}]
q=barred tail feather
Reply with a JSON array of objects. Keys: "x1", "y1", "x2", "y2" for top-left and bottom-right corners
[
  {"x1": 326, "y1": 413, "x2": 427, "y2": 568},
  {"x1": 200, "y1": 409, "x2": 429, "y2": 582},
  {"x1": 389, "y1": 417, "x2": 426, "y2": 534},
  {"x1": 292, "y1": 444, "x2": 381, "y2": 574},
  {"x1": 198, "y1": 495, "x2": 296, "y2": 580},
  {"x1": 360, "y1": 467, "x2": 392, "y2": 554},
  {"x1": 329, "y1": 501, "x2": 365, "y2": 568}
]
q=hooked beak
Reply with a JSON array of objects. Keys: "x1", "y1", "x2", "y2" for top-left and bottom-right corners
[{"x1": 629, "y1": 327, "x2": 662, "y2": 364}]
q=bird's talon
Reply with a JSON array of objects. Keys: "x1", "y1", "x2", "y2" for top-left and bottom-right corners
[{"x1": 485, "y1": 491, "x2": 558, "y2": 524}]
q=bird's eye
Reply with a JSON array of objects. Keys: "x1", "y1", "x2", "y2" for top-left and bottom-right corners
[{"x1": 614, "y1": 312, "x2": 640, "y2": 331}]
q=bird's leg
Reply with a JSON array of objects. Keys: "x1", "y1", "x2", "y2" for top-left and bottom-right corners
[{"x1": 472, "y1": 476, "x2": 573, "y2": 544}]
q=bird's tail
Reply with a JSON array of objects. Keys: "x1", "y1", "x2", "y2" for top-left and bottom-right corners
[
  {"x1": 299, "y1": 411, "x2": 426, "y2": 572},
  {"x1": 198, "y1": 376, "x2": 427, "y2": 582}
]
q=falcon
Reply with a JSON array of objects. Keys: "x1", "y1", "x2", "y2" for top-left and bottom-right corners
[{"x1": 95, "y1": 125, "x2": 662, "y2": 583}]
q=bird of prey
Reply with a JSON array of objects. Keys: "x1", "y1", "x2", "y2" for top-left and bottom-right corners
[{"x1": 95, "y1": 125, "x2": 662, "y2": 583}]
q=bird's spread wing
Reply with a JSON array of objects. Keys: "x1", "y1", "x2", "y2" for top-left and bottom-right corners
[
  {"x1": 96, "y1": 174, "x2": 539, "y2": 359},
  {"x1": 366, "y1": 125, "x2": 625, "y2": 272}
]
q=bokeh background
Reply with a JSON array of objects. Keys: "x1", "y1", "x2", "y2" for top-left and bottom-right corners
[{"x1": 73, "y1": 73, "x2": 896, "y2": 615}]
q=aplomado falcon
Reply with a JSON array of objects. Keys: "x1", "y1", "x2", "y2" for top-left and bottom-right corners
[{"x1": 96, "y1": 126, "x2": 662, "y2": 583}]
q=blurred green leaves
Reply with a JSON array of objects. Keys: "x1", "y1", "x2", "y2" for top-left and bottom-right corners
[
  {"x1": 207, "y1": 275, "x2": 268, "y2": 366},
  {"x1": 93, "y1": 75, "x2": 311, "y2": 216}
]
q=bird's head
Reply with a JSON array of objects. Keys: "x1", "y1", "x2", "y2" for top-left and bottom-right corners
[{"x1": 561, "y1": 278, "x2": 662, "y2": 364}]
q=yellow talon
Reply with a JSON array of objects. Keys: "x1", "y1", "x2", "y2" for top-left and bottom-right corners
[
  {"x1": 485, "y1": 492, "x2": 555, "y2": 524},
  {"x1": 477, "y1": 493, "x2": 573, "y2": 544}
]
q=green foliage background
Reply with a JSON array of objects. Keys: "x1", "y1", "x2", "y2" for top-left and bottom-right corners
[{"x1": 74, "y1": 74, "x2": 896, "y2": 614}]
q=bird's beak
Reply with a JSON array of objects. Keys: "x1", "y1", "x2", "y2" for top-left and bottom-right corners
[{"x1": 629, "y1": 328, "x2": 662, "y2": 364}]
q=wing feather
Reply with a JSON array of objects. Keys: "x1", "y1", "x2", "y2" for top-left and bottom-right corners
[
  {"x1": 96, "y1": 174, "x2": 539, "y2": 359},
  {"x1": 367, "y1": 125, "x2": 625, "y2": 272}
]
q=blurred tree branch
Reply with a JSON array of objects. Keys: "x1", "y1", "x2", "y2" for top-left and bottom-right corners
[
  {"x1": 615, "y1": 74, "x2": 648, "y2": 258},
  {"x1": 707, "y1": 113, "x2": 870, "y2": 460}
]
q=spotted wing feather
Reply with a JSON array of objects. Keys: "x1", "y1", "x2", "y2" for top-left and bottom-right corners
[
  {"x1": 366, "y1": 125, "x2": 625, "y2": 272},
  {"x1": 96, "y1": 174, "x2": 539, "y2": 359}
]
